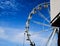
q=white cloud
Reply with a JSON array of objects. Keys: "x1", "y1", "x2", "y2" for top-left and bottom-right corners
[
  {"x1": 0, "y1": 27, "x2": 8, "y2": 39},
  {"x1": 0, "y1": 27, "x2": 25, "y2": 43},
  {"x1": 31, "y1": 33, "x2": 57, "y2": 46},
  {"x1": 0, "y1": 26, "x2": 58, "y2": 46},
  {"x1": 0, "y1": 0, "x2": 18, "y2": 10}
]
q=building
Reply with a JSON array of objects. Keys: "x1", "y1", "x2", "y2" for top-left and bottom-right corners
[{"x1": 50, "y1": 0, "x2": 60, "y2": 46}]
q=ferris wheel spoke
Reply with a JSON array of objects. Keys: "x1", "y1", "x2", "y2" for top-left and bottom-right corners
[
  {"x1": 38, "y1": 11, "x2": 50, "y2": 23},
  {"x1": 47, "y1": 8, "x2": 50, "y2": 15},
  {"x1": 46, "y1": 28, "x2": 57, "y2": 46},
  {"x1": 31, "y1": 27, "x2": 53, "y2": 36},
  {"x1": 32, "y1": 20, "x2": 51, "y2": 27}
]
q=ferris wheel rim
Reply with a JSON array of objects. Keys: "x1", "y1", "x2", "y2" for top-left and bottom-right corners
[
  {"x1": 25, "y1": 2, "x2": 51, "y2": 32},
  {"x1": 24, "y1": 2, "x2": 57, "y2": 46}
]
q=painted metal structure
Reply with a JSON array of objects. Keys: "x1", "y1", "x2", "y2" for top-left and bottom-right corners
[{"x1": 24, "y1": 0, "x2": 60, "y2": 46}]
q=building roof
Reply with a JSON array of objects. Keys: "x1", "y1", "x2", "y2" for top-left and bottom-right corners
[{"x1": 51, "y1": 12, "x2": 60, "y2": 27}]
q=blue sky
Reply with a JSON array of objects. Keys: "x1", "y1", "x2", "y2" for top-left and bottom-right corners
[{"x1": 0, "y1": 0, "x2": 58, "y2": 46}]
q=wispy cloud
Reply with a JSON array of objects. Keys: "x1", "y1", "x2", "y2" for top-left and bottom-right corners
[
  {"x1": 0, "y1": 26, "x2": 58, "y2": 46},
  {"x1": 0, "y1": 0, "x2": 18, "y2": 11},
  {"x1": 0, "y1": 26, "x2": 25, "y2": 43},
  {"x1": 0, "y1": 27, "x2": 8, "y2": 39},
  {"x1": 0, "y1": 0, "x2": 26, "y2": 11}
]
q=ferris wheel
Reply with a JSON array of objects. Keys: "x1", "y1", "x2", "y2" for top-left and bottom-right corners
[{"x1": 24, "y1": 1, "x2": 59, "y2": 46}]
